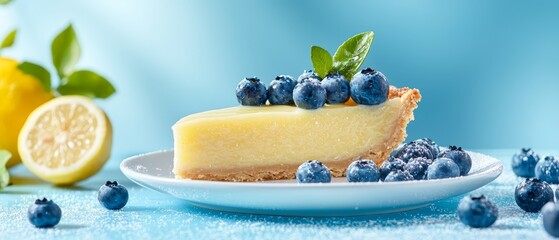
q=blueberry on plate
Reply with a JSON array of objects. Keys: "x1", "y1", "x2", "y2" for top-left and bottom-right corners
[
  {"x1": 297, "y1": 70, "x2": 322, "y2": 83},
  {"x1": 457, "y1": 195, "x2": 498, "y2": 228},
  {"x1": 384, "y1": 170, "x2": 413, "y2": 182},
  {"x1": 511, "y1": 148, "x2": 540, "y2": 178},
  {"x1": 390, "y1": 144, "x2": 405, "y2": 158},
  {"x1": 236, "y1": 77, "x2": 267, "y2": 106},
  {"x1": 98, "y1": 181, "x2": 129, "y2": 210},
  {"x1": 267, "y1": 75, "x2": 297, "y2": 105},
  {"x1": 321, "y1": 73, "x2": 350, "y2": 104},
  {"x1": 426, "y1": 157, "x2": 461, "y2": 180},
  {"x1": 412, "y1": 138, "x2": 440, "y2": 157},
  {"x1": 439, "y1": 146, "x2": 472, "y2": 176},
  {"x1": 515, "y1": 178, "x2": 554, "y2": 212},
  {"x1": 542, "y1": 202, "x2": 559, "y2": 237},
  {"x1": 296, "y1": 160, "x2": 332, "y2": 183},
  {"x1": 293, "y1": 80, "x2": 327, "y2": 110},
  {"x1": 28, "y1": 198, "x2": 62, "y2": 228},
  {"x1": 350, "y1": 68, "x2": 389, "y2": 105},
  {"x1": 404, "y1": 157, "x2": 431, "y2": 180},
  {"x1": 535, "y1": 156, "x2": 559, "y2": 184},
  {"x1": 380, "y1": 157, "x2": 406, "y2": 181},
  {"x1": 346, "y1": 159, "x2": 380, "y2": 182},
  {"x1": 396, "y1": 142, "x2": 435, "y2": 163}
]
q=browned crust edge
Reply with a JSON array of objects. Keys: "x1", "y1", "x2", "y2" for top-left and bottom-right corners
[{"x1": 175, "y1": 87, "x2": 422, "y2": 182}]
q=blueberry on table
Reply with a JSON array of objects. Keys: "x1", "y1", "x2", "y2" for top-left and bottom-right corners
[
  {"x1": 349, "y1": 68, "x2": 389, "y2": 105},
  {"x1": 390, "y1": 144, "x2": 405, "y2": 158},
  {"x1": 297, "y1": 70, "x2": 322, "y2": 83},
  {"x1": 27, "y1": 198, "x2": 62, "y2": 228},
  {"x1": 515, "y1": 178, "x2": 553, "y2": 212},
  {"x1": 426, "y1": 158, "x2": 461, "y2": 180},
  {"x1": 535, "y1": 156, "x2": 559, "y2": 184},
  {"x1": 346, "y1": 159, "x2": 380, "y2": 182},
  {"x1": 457, "y1": 195, "x2": 498, "y2": 228},
  {"x1": 296, "y1": 160, "x2": 332, "y2": 183},
  {"x1": 511, "y1": 148, "x2": 540, "y2": 178},
  {"x1": 404, "y1": 157, "x2": 431, "y2": 180},
  {"x1": 542, "y1": 202, "x2": 559, "y2": 237},
  {"x1": 98, "y1": 181, "x2": 129, "y2": 210},
  {"x1": 439, "y1": 146, "x2": 472, "y2": 176},
  {"x1": 380, "y1": 157, "x2": 406, "y2": 181},
  {"x1": 384, "y1": 170, "x2": 413, "y2": 182},
  {"x1": 321, "y1": 73, "x2": 350, "y2": 104},
  {"x1": 412, "y1": 138, "x2": 440, "y2": 157},
  {"x1": 267, "y1": 75, "x2": 297, "y2": 105},
  {"x1": 396, "y1": 142, "x2": 435, "y2": 163},
  {"x1": 236, "y1": 77, "x2": 267, "y2": 106},
  {"x1": 293, "y1": 80, "x2": 327, "y2": 110}
]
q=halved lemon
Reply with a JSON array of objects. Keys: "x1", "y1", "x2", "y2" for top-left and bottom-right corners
[{"x1": 18, "y1": 96, "x2": 112, "y2": 185}]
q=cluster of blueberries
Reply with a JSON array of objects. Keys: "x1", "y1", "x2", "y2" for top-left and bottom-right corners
[
  {"x1": 510, "y1": 148, "x2": 559, "y2": 237},
  {"x1": 295, "y1": 138, "x2": 471, "y2": 184},
  {"x1": 27, "y1": 181, "x2": 128, "y2": 228},
  {"x1": 235, "y1": 68, "x2": 390, "y2": 110}
]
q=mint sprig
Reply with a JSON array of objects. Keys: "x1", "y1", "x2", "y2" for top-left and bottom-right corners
[
  {"x1": 15, "y1": 24, "x2": 116, "y2": 99},
  {"x1": 311, "y1": 31, "x2": 375, "y2": 80},
  {"x1": 0, "y1": 0, "x2": 12, "y2": 6}
]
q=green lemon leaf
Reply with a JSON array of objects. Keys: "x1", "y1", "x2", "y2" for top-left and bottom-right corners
[
  {"x1": 57, "y1": 70, "x2": 116, "y2": 98},
  {"x1": 0, "y1": 150, "x2": 11, "y2": 190},
  {"x1": 51, "y1": 24, "x2": 80, "y2": 78},
  {"x1": 17, "y1": 62, "x2": 51, "y2": 91},
  {"x1": 0, "y1": 0, "x2": 12, "y2": 5},
  {"x1": 1, "y1": 29, "x2": 16, "y2": 50},
  {"x1": 332, "y1": 31, "x2": 374, "y2": 80},
  {"x1": 311, "y1": 46, "x2": 333, "y2": 79}
]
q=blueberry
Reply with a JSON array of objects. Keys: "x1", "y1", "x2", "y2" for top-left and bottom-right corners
[
  {"x1": 380, "y1": 157, "x2": 406, "y2": 181},
  {"x1": 439, "y1": 146, "x2": 472, "y2": 176},
  {"x1": 236, "y1": 77, "x2": 267, "y2": 106},
  {"x1": 457, "y1": 195, "x2": 498, "y2": 228},
  {"x1": 390, "y1": 144, "x2": 405, "y2": 158},
  {"x1": 98, "y1": 181, "x2": 129, "y2": 210},
  {"x1": 267, "y1": 75, "x2": 297, "y2": 105},
  {"x1": 396, "y1": 142, "x2": 435, "y2": 163},
  {"x1": 297, "y1": 70, "x2": 322, "y2": 83},
  {"x1": 27, "y1": 198, "x2": 62, "y2": 228},
  {"x1": 384, "y1": 170, "x2": 413, "y2": 182},
  {"x1": 535, "y1": 156, "x2": 559, "y2": 184},
  {"x1": 346, "y1": 159, "x2": 380, "y2": 182},
  {"x1": 426, "y1": 157, "x2": 461, "y2": 180},
  {"x1": 321, "y1": 73, "x2": 350, "y2": 104},
  {"x1": 404, "y1": 157, "x2": 431, "y2": 180},
  {"x1": 413, "y1": 138, "x2": 440, "y2": 157},
  {"x1": 515, "y1": 178, "x2": 554, "y2": 212},
  {"x1": 542, "y1": 202, "x2": 559, "y2": 237},
  {"x1": 293, "y1": 80, "x2": 327, "y2": 110},
  {"x1": 296, "y1": 160, "x2": 332, "y2": 183},
  {"x1": 511, "y1": 148, "x2": 540, "y2": 178},
  {"x1": 349, "y1": 68, "x2": 389, "y2": 105}
]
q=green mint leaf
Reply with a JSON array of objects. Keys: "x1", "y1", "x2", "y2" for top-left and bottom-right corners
[
  {"x1": 57, "y1": 70, "x2": 116, "y2": 99},
  {"x1": 0, "y1": 150, "x2": 11, "y2": 190},
  {"x1": 0, "y1": 0, "x2": 12, "y2": 5},
  {"x1": 17, "y1": 62, "x2": 51, "y2": 91},
  {"x1": 332, "y1": 31, "x2": 375, "y2": 80},
  {"x1": 0, "y1": 29, "x2": 17, "y2": 50},
  {"x1": 51, "y1": 24, "x2": 80, "y2": 78},
  {"x1": 311, "y1": 46, "x2": 333, "y2": 78}
]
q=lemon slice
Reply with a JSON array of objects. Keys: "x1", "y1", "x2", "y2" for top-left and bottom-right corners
[{"x1": 18, "y1": 96, "x2": 112, "y2": 185}]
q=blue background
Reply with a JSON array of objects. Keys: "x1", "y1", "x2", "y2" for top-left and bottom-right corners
[{"x1": 2, "y1": 0, "x2": 559, "y2": 161}]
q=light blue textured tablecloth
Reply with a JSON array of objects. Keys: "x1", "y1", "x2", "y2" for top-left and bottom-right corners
[{"x1": 0, "y1": 149, "x2": 554, "y2": 239}]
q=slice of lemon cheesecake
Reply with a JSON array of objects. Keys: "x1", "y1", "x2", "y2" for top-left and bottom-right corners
[{"x1": 173, "y1": 86, "x2": 421, "y2": 182}]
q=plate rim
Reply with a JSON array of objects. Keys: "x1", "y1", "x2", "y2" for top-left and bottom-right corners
[{"x1": 120, "y1": 148, "x2": 503, "y2": 188}]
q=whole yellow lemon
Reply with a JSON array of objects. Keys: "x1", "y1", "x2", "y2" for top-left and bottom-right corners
[{"x1": 0, "y1": 57, "x2": 54, "y2": 167}]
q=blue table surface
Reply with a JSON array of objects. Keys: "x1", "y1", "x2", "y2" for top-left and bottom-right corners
[{"x1": 0, "y1": 149, "x2": 555, "y2": 240}]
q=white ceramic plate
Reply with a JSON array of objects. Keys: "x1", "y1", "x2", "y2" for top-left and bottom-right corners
[{"x1": 120, "y1": 149, "x2": 502, "y2": 216}]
